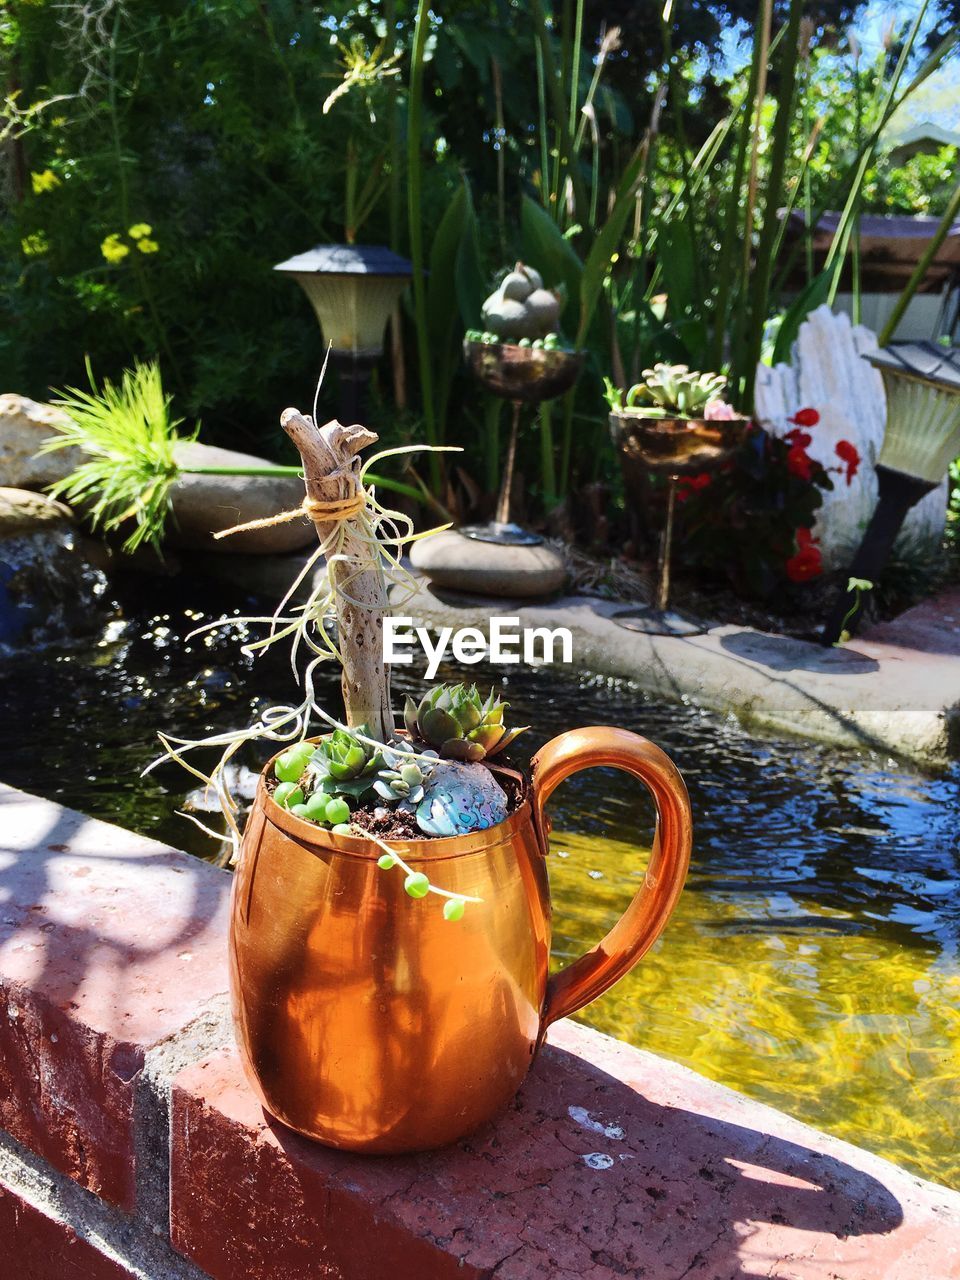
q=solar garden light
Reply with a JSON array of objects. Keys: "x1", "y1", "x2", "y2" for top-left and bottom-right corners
[
  {"x1": 822, "y1": 341, "x2": 960, "y2": 646},
  {"x1": 274, "y1": 244, "x2": 412, "y2": 424}
]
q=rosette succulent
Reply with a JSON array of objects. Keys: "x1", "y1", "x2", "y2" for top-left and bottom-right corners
[
  {"x1": 404, "y1": 684, "x2": 527, "y2": 762},
  {"x1": 373, "y1": 744, "x2": 438, "y2": 805},
  {"x1": 608, "y1": 364, "x2": 729, "y2": 418},
  {"x1": 306, "y1": 726, "x2": 384, "y2": 798}
]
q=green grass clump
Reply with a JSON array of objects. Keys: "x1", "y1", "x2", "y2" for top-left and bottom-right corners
[{"x1": 42, "y1": 359, "x2": 196, "y2": 552}]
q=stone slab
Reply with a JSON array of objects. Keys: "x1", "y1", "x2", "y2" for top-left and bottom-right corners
[
  {"x1": 0, "y1": 785, "x2": 231, "y2": 1209},
  {"x1": 395, "y1": 582, "x2": 960, "y2": 761},
  {"x1": 170, "y1": 1020, "x2": 960, "y2": 1280},
  {"x1": 168, "y1": 440, "x2": 316, "y2": 556},
  {"x1": 410, "y1": 529, "x2": 567, "y2": 598}
]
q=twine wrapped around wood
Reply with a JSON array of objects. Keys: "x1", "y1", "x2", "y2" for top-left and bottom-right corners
[{"x1": 212, "y1": 491, "x2": 365, "y2": 540}]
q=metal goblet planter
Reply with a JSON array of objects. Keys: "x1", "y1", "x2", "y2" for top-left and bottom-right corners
[
  {"x1": 461, "y1": 339, "x2": 585, "y2": 547},
  {"x1": 609, "y1": 410, "x2": 751, "y2": 635}
]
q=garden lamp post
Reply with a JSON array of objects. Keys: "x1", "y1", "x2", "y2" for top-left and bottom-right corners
[
  {"x1": 275, "y1": 244, "x2": 412, "y2": 424},
  {"x1": 822, "y1": 342, "x2": 960, "y2": 645}
]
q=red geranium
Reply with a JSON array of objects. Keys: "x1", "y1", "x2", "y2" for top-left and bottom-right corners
[
  {"x1": 677, "y1": 472, "x2": 712, "y2": 503},
  {"x1": 835, "y1": 440, "x2": 860, "y2": 485},
  {"x1": 785, "y1": 526, "x2": 822, "y2": 583},
  {"x1": 789, "y1": 407, "x2": 820, "y2": 427},
  {"x1": 786, "y1": 442, "x2": 815, "y2": 482}
]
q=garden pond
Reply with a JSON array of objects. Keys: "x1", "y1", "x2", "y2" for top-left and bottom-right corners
[{"x1": 0, "y1": 570, "x2": 957, "y2": 1189}]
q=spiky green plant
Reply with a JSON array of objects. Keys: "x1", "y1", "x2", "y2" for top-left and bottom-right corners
[
  {"x1": 40, "y1": 360, "x2": 451, "y2": 555},
  {"x1": 404, "y1": 684, "x2": 527, "y2": 762},
  {"x1": 42, "y1": 358, "x2": 197, "y2": 552}
]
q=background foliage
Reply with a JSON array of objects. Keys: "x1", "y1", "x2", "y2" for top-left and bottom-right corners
[{"x1": 2, "y1": 0, "x2": 958, "y2": 588}]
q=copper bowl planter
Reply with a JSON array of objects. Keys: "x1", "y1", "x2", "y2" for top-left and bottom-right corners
[
  {"x1": 229, "y1": 727, "x2": 692, "y2": 1154},
  {"x1": 608, "y1": 410, "x2": 750, "y2": 478},
  {"x1": 464, "y1": 339, "x2": 585, "y2": 404}
]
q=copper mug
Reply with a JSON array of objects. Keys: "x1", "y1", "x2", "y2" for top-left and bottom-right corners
[{"x1": 229, "y1": 726, "x2": 692, "y2": 1153}]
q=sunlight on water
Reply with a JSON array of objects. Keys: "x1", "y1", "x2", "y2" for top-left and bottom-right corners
[{"x1": 548, "y1": 828, "x2": 960, "y2": 1188}]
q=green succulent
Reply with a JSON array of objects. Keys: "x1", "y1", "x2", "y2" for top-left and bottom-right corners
[
  {"x1": 306, "y1": 726, "x2": 384, "y2": 798},
  {"x1": 605, "y1": 366, "x2": 728, "y2": 417},
  {"x1": 403, "y1": 684, "x2": 527, "y2": 762},
  {"x1": 373, "y1": 743, "x2": 438, "y2": 804},
  {"x1": 627, "y1": 363, "x2": 728, "y2": 416}
]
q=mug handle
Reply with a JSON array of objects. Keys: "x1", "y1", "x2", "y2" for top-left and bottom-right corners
[{"x1": 530, "y1": 726, "x2": 692, "y2": 1032}]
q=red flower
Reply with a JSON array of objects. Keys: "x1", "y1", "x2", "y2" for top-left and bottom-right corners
[
  {"x1": 786, "y1": 443, "x2": 815, "y2": 482},
  {"x1": 835, "y1": 440, "x2": 860, "y2": 485},
  {"x1": 785, "y1": 527, "x2": 822, "y2": 583},
  {"x1": 784, "y1": 428, "x2": 812, "y2": 449},
  {"x1": 676, "y1": 472, "x2": 712, "y2": 503},
  {"x1": 789, "y1": 407, "x2": 820, "y2": 427}
]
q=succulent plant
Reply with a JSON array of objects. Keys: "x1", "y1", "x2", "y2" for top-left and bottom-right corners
[
  {"x1": 373, "y1": 744, "x2": 439, "y2": 805},
  {"x1": 625, "y1": 364, "x2": 729, "y2": 417},
  {"x1": 403, "y1": 683, "x2": 527, "y2": 762},
  {"x1": 306, "y1": 726, "x2": 384, "y2": 798},
  {"x1": 479, "y1": 261, "x2": 562, "y2": 342}
]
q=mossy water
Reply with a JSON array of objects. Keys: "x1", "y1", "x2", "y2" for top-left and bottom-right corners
[{"x1": 0, "y1": 573, "x2": 956, "y2": 1187}]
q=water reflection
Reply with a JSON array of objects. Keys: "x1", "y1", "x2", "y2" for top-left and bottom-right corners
[{"x1": 0, "y1": 573, "x2": 957, "y2": 1186}]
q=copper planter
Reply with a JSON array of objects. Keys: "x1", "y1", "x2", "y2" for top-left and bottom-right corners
[
  {"x1": 608, "y1": 410, "x2": 750, "y2": 477},
  {"x1": 464, "y1": 339, "x2": 585, "y2": 403},
  {"x1": 229, "y1": 726, "x2": 692, "y2": 1153}
]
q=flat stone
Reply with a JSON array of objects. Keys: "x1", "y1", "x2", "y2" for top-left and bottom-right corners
[
  {"x1": 410, "y1": 530, "x2": 566, "y2": 598},
  {"x1": 0, "y1": 785, "x2": 231, "y2": 1209},
  {"x1": 0, "y1": 394, "x2": 83, "y2": 490},
  {"x1": 168, "y1": 441, "x2": 314, "y2": 556},
  {"x1": 170, "y1": 1021, "x2": 960, "y2": 1280},
  {"x1": 0, "y1": 487, "x2": 72, "y2": 535}
]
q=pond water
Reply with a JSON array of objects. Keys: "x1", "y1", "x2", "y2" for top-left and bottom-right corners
[{"x1": 1, "y1": 571, "x2": 958, "y2": 1188}]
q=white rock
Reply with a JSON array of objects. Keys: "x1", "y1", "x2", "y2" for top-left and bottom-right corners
[
  {"x1": 754, "y1": 306, "x2": 947, "y2": 569},
  {"x1": 0, "y1": 486, "x2": 72, "y2": 534},
  {"x1": 0, "y1": 394, "x2": 83, "y2": 489}
]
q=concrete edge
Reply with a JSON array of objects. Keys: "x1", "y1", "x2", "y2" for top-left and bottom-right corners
[{"x1": 394, "y1": 584, "x2": 959, "y2": 764}]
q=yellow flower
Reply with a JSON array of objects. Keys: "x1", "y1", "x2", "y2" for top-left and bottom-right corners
[
  {"x1": 101, "y1": 233, "x2": 130, "y2": 264},
  {"x1": 21, "y1": 231, "x2": 50, "y2": 257},
  {"x1": 128, "y1": 222, "x2": 152, "y2": 240},
  {"x1": 136, "y1": 237, "x2": 159, "y2": 254},
  {"x1": 30, "y1": 169, "x2": 61, "y2": 194}
]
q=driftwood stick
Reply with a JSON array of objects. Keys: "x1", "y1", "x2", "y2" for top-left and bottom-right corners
[{"x1": 280, "y1": 407, "x2": 394, "y2": 742}]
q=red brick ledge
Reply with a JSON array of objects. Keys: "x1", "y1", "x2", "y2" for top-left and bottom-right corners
[
  {"x1": 171, "y1": 1024, "x2": 960, "y2": 1279},
  {"x1": 2, "y1": 783, "x2": 960, "y2": 1279}
]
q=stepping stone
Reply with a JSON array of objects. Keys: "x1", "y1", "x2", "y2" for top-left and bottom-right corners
[{"x1": 410, "y1": 530, "x2": 566, "y2": 598}]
